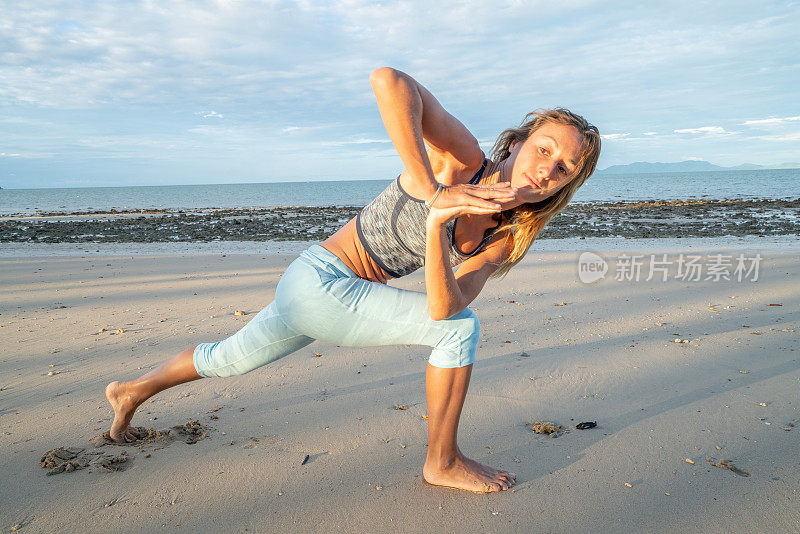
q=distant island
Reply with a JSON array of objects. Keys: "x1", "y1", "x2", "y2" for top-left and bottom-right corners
[{"x1": 598, "y1": 160, "x2": 800, "y2": 174}]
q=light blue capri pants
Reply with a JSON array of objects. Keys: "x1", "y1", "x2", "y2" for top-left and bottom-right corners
[{"x1": 193, "y1": 245, "x2": 480, "y2": 377}]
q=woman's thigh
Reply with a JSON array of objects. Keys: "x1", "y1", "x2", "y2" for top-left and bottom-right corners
[{"x1": 276, "y1": 248, "x2": 479, "y2": 368}]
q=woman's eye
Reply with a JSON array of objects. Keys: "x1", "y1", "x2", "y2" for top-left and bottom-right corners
[
  {"x1": 539, "y1": 147, "x2": 549, "y2": 156},
  {"x1": 559, "y1": 166, "x2": 567, "y2": 174}
]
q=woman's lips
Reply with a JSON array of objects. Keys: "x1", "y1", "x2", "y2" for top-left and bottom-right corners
[{"x1": 524, "y1": 174, "x2": 541, "y2": 189}]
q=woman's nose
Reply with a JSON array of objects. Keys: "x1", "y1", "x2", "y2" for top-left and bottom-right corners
[{"x1": 538, "y1": 162, "x2": 557, "y2": 180}]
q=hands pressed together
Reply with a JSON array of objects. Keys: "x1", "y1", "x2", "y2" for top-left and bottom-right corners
[{"x1": 426, "y1": 182, "x2": 518, "y2": 226}]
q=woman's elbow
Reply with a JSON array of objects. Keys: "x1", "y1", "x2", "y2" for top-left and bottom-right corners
[
  {"x1": 428, "y1": 304, "x2": 462, "y2": 322},
  {"x1": 370, "y1": 67, "x2": 415, "y2": 95},
  {"x1": 427, "y1": 301, "x2": 445, "y2": 321},
  {"x1": 370, "y1": 67, "x2": 399, "y2": 87},
  {"x1": 462, "y1": 136, "x2": 484, "y2": 168},
  {"x1": 428, "y1": 309, "x2": 446, "y2": 322}
]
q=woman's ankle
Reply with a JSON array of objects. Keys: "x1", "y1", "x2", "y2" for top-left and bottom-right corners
[
  {"x1": 116, "y1": 380, "x2": 144, "y2": 406},
  {"x1": 424, "y1": 450, "x2": 460, "y2": 470}
]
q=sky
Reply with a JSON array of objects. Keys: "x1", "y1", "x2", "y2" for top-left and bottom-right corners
[{"x1": 1, "y1": 0, "x2": 799, "y2": 189}]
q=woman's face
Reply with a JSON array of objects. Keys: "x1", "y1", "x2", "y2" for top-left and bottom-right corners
[{"x1": 507, "y1": 122, "x2": 584, "y2": 203}]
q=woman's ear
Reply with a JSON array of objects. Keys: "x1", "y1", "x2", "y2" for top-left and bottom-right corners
[{"x1": 509, "y1": 138, "x2": 520, "y2": 153}]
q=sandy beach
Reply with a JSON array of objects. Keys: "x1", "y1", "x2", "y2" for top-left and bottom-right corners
[
  {"x1": 1, "y1": 237, "x2": 798, "y2": 533},
  {"x1": 4, "y1": 0, "x2": 799, "y2": 531}
]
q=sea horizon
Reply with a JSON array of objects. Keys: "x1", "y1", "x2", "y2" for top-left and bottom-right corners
[{"x1": 1, "y1": 167, "x2": 798, "y2": 216}]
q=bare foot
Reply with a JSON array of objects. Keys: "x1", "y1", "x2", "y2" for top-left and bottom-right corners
[
  {"x1": 105, "y1": 381, "x2": 141, "y2": 443},
  {"x1": 423, "y1": 452, "x2": 516, "y2": 493}
]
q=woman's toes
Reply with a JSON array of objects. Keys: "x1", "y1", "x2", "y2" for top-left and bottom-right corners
[
  {"x1": 495, "y1": 472, "x2": 514, "y2": 488},
  {"x1": 482, "y1": 482, "x2": 501, "y2": 493}
]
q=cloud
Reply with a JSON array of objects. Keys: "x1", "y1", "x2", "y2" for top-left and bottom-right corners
[
  {"x1": 347, "y1": 138, "x2": 391, "y2": 144},
  {"x1": 4, "y1": 0, "x2": 794, "y2": 114},
  {"x1": 282, "y1": 125, "x2": 330, "y2": 135},
  {"x1": 320, "y1": 137, "x2": 392, "y2": 147},
  {"x1": 673, "y1": 126, "x2": 731, "y2": 135},
  {"x1": 601, "y1": 133, "x2": 630, "y2": 140},
  {"x1": 1, "y1": 1, "x2": 799, "y2": 186},
  {"x1": 742, "y1": 116, "x2": 800, "y2": 126},
  {"x1": 751, "y1": 132, "x2": 800, "y2": 142},
  {"x1": 0, "y1": 151, "x2": 55, "y2": 158}
]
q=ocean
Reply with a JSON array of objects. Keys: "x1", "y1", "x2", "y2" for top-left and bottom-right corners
[{"x1": 1, "y1": 168, "x2": 798, "y2": 216}]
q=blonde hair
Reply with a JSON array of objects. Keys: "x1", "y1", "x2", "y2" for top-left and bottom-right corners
[{"x1": 490, "y1": 108, "x2": 601, "y2": 278}]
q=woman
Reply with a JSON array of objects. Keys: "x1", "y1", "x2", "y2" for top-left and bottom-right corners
[{"x1": 105, "y1": 67, "x2": 600, "y2": 493}]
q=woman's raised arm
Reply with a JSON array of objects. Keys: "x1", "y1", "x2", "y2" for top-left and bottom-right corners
[
  {"x1": 424, "y1": 189, "x2": 516, "y2": 321},
  {"x1": 369, "y1": 67, "x2": 483, "y2": 202}
]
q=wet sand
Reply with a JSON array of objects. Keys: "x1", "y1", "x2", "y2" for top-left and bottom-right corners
[{"x1": 1, "y1": 238, "x2": 798, "y2": 533}]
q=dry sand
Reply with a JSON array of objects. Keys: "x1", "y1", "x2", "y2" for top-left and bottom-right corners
[{"x1": 1, "y1": 237, "x2": 798, "y2": 533}]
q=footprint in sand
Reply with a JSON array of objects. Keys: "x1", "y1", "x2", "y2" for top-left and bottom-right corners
[{"x1": 40, "y1": 420, "x2": 213, "y2": 476}]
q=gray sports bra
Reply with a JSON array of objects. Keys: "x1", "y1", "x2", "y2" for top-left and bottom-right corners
[{"x1": 356, "y1": 159, "x2": 502, "y2": 278}]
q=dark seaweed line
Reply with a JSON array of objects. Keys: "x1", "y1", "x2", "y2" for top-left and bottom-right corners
[{"x1": 1, "y1": 201, "x2": 798, "y2": 242}]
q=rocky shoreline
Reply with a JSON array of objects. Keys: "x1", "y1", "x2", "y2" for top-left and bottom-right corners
[{"x1": 1, "y1": 198, "x2": 798, "y2": 243}]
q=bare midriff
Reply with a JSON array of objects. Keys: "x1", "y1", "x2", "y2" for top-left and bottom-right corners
[
  {"x1": 321, "y1": 217, "x2": 391, "y2": 284},
  {"x1": 320, "y1": 157, "x2": 504, "y2": 285}
]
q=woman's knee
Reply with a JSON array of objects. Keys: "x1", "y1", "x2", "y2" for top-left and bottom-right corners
[
  {"x1": 428, "y1": 307, "x2": 480, "y2": 368},
  {"x1": 453, "y1": 307, "x2": 481, "y2": 338},
  {"x1": 192, "y1": 303, "x2": 314, "y2": 378}
]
